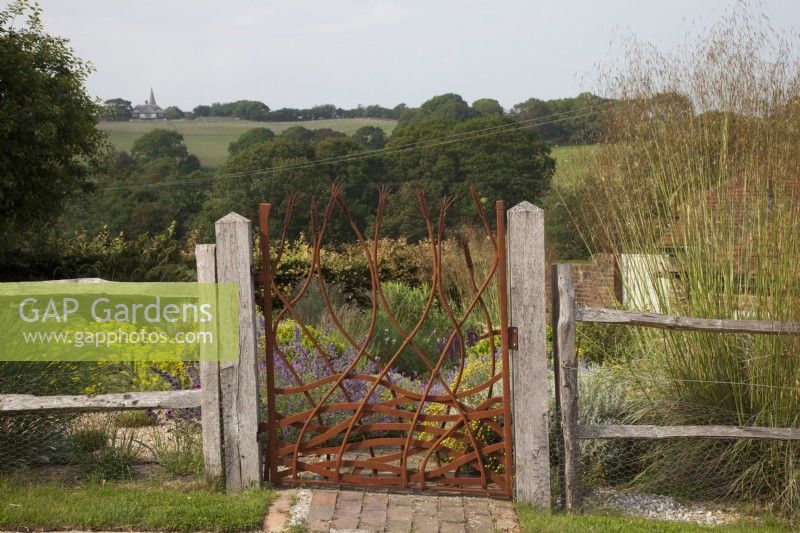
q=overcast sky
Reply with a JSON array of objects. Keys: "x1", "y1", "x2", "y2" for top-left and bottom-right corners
[{"x1": 9, "y1": 0, "x2": 800, "y2": 110}]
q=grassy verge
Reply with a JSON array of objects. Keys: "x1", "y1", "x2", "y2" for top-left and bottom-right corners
[
  {"x1": 516, "y1": 506, "x2": 792, "y2": 533},
  {"x1": 0, "y1": 479, "x2": 275, "y2": 532}
]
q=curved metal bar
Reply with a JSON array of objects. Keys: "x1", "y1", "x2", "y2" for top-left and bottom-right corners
[
  {"x1": 396, "y1": 193, "x2": 490, "y2": 491},
  {"x1": 329, "y1": 190, "x2": 442, "y2": 484},
  {"x1": 261, "y1": 188, "x2": 512, "y2": 494},
  {"x1": 292, "y1": 186, "x2": 386, "y2": 482},
  {"x1": 455, "y1": 233, "x2": 498, "y2": 397}
]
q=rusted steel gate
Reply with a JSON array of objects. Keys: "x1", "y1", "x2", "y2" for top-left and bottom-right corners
[{"x1": 255, "y1": 187, "x2": 514, "y2": 496}]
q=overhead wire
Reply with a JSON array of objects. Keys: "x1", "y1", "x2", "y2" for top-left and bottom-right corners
[{"x1": 97, "y1": 100, "x2": 619, "y2": 192}]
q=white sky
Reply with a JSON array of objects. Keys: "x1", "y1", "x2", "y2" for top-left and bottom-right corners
[{"x1": 8, "y1": 0, "x2": 800, "y2": 110}]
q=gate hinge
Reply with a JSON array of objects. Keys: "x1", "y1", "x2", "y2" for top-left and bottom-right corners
[{"x1": 508, "y1": 327, "x2": 518, "y2": 350}]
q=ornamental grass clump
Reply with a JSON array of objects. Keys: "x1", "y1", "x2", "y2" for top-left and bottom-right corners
[{"x1": 577, "y1": 4, "x2": 800, "y2": 513}]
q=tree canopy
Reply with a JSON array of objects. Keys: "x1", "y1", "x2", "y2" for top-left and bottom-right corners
[
  {"x1": 103, "y1": 98, "x2": 132, "y2": 121},
  {"x1": 164, "y1": 106, "x2": 184, "y2": 120},
  {"x1": 352, "y1": 126, "x2": 388, "y2": 149},
  {"x1": 228, "y1": 127, "x2": 276, "y2": 156},
  {"x1": 385, "y1": 97, "x2": 555, "y2": 238},
  {"x1": 131, "y1": 129, "x2": 189, "y2": 162},
  {"x1": 471, "y1": 98, "x2": 504, "y2": 116},
  {"x1": 509, "y1": 92, "x2": 612, "y2": 144},
  {"x1": 0, "y1": 0, "x2": 105, "y2": 249},
  {"x1": 200, "y1": 135, "x2": 384, "y2": 241},
  {"x1": 207, "y1": 100, "x2": 271, "y2": 121},
  {"x1": 198, "y1": 93, "x2": 555, "y2": 242}
]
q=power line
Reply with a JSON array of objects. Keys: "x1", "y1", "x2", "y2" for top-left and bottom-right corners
[
  {"x1": 98, "y1": 102, "x2": 617, "y2": 192},
  {"x1": 204, "y1": 100, "x2": 618, "y2": 180}
]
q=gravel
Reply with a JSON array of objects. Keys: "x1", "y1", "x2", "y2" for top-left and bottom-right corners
[
  {"x1": 288, "y1": 487, "x2": 312, "y2": 526},
  {"x1": 587, "y1": 487, "x2": 739, "y2": 526}
]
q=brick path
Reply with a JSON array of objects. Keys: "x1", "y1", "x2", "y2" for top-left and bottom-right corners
[{"x1": 264, "y1": 487, "x2": 520, "y2": 533}]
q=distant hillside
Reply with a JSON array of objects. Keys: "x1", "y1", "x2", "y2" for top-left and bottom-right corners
[{"x1": 99, "y1": 118, "x2": 397, "y2": 167}]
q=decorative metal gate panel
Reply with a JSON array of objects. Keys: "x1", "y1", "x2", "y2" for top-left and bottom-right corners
[{"x1": 257, "y1": 187, "x2": 513, "y2": 496}]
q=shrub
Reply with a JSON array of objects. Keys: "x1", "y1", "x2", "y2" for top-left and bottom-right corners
[{"x1": 367, "y1": 281, "x2": 459, "y2": 376}]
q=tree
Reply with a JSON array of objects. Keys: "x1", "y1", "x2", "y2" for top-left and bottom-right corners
[
  {"x1": 280, "y1": 126, "x2": 317, "y2": 142},
  {"x1": 231, "y1": 100, "x2": 270, "y2": 121},
  {"x1": 200, "y1": 136, "x2": 385, "y2": 241},
  {"x1": 61, "y1": 151, "x2": 211, "y2": 239},
  {"x1": 399, "y1": 93, "x2": 475, "y2": 125},
  {"x1": 471, "y1": 98, "x2": 503, "y2": 116},
  {"x1": 392, "y1": 103, "x2": 409, "y2": 119},
  {"x1": 178, "y1": 154, "x2": 201, "y2": 173},
  {"x1": 206, "y1": 100, "x2": 270, "y2": 121},
  {"x1": 103, "y1": 98, "x2": 132, "y2": 121},
  {"x1": 266, "y1": 107, "x2": 302, "y2": 121},
  {"x1": 385, "y1": 94, "x2": 555, "y2": 238},
  {"x1": 131, "y1": 129, "x2": 188, "y2": 162},
  {"x1": 192, "y1": 104, "x2": 211, "y2": 117},
  {"x1": 308, "y1": 104, "x2": 337, "y2": 120},
  {"x1": 310, "y1": 128, "x2": 346, "y2": 141},
  {"x1": 164, "y1": 105, "x2": 184, "y2": 120},
  {"x1": 228, "y1": 127, "x2": 275, "y2": 156},
  {"x1": 510, "y1": 92, "x2": 612, "y2": 144},
  {"x1": 353, "y1": 125, "x2": 387, "y2": 149},
  {"x1": 0, "y1": 0, "x2": 105, "y2": 249}
]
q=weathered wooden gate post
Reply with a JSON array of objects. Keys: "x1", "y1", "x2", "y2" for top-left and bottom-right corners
[
  {"x1": 215, "y1": 213, "x2": 262, "y2": 490},
  {"x1": 195, "y1": 244, "x2": 223, "y2": 479},
  {"x1": 553, "y1": 263, "x2": 582, "y2": 512},
  {"x1": 507, "y1": 201, "x2": 551, "y2": 508}
]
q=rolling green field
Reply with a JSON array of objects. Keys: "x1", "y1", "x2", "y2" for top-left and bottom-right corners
[
  {"x1": 550, "y1": 144, "x2": 600, "y2": 188},
  {"x1": 100, "y1": 117, "x2": 397, "y2": 168}
]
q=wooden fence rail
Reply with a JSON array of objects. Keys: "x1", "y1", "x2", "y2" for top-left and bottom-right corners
[
  {"x1": 0, "y1": 213, "x2": 260, "y2": 493},
  {"x1": 0, "y1": 390, "x2": 200, "y2": 412},
  {"x1": 580, "y1": 424, "x2": 800, "y2": 440},
  {"x1": 576, "y1": 307, "x2": 800, "y2": 334},
  {"x1": 553, "y1": 264, "x2": 800, "y2": 514}
]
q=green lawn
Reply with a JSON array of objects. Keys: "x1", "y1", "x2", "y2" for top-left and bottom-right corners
[
  {"x1": 100, "y1": 117, "x2": 397, "y2": 168},
  {"x1": 517, "y1": 506, "x2": 792, "y2": 533},
  {"x1": 0, "y1": 479, "x2": 275, "y2": 532}
]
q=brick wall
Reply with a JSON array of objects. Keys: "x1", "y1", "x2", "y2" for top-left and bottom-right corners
[
  {"x1": 545, "y1": 253, "x2": 621, "y2": 312},
  {"x1": 573, "y1": 253, "x2": 622, "y2": 307}
]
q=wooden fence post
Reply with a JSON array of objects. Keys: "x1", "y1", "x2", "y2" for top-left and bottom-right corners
[
  {"x1": 215, "y1": 213, "x2": 262, "y2": 490},
  {"x1": 195, "y1": 244, "x2": 223, "y2": 479},
  {"x1": 554, "y1": 263, "x2": 582, "y2": 512},
  {"x1": 507, "y1": 201, "x2": 551, "y2": 508}
]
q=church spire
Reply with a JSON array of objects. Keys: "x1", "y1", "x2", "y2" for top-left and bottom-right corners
[{"x1": 148, "y1": 88, "x2": 156, "y2": 106}]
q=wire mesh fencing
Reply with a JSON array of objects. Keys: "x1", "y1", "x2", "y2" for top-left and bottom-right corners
[
  {"x1": 0, "y1": 361, "x2": 205, "y2": 483},
  {"x1": 547, "y1": 321, "x2": 800, "y2": 522}
]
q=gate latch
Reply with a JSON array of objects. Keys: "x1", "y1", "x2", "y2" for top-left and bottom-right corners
[{"x1": 508, "y1": 327, "x2": 519, "y2": 350}]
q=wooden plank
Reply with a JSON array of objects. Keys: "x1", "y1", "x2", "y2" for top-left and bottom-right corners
[
  {"x1": 580, "y1": 424, "x2": 800, "y2": 440},
  {"x1": 576, "y1": 307, "x2": 800, "y2": 335},
  {"x1": 196, "y1": 243, "x2": 223, "y2": 479},
  {"x1": 507, "y1": 201, "x2": 550, "y2": 508},
  {"x1": 215, "y1": 212, "x2": 262, "y2": 491},
  {"x1": 551, "y1": 264, "x2": 565, "y2": 510},
  {"x1": 0, "y1": 390, "x2": 200, "y2": 412},
  {"x1": 555, "y1": 264, "x2": 582, "y2": 512}
]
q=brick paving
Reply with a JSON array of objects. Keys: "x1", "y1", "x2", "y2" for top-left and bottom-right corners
[{"x1": 264, "y1": 487, "x2": 520, "y2": 533}]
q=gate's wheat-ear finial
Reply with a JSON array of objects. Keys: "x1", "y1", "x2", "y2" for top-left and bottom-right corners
[
  {"x1": 274, "y1": 191, "x2": 299, "y2": 265},
  {"x1": 469, "y1": 184, "x2": 496, "y2": 246}
]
